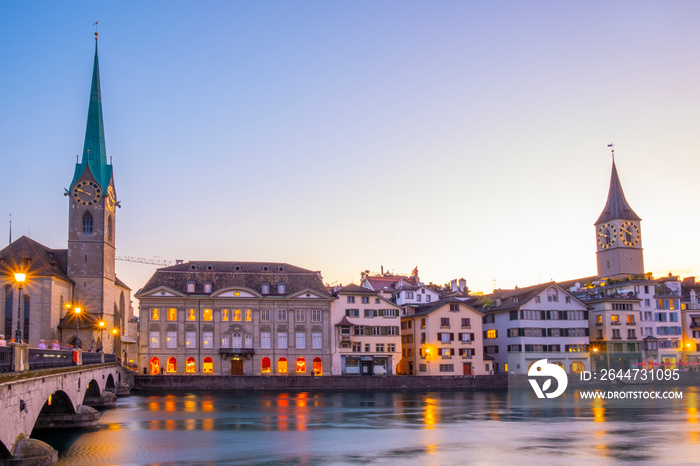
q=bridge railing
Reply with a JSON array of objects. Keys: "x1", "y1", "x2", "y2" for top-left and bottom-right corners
[
  {"x1": 104, "y1": 353, "x2": 116, "y2": 363},
  {"x1": 28, "y1": 349, "x2": 73, "y2": 370},
  {"x1": 82, "y1": 352, "x2": 103, "y2": 365},
  {"x1": 0, "y1": 346, "x2": 13, "y2": 372}
]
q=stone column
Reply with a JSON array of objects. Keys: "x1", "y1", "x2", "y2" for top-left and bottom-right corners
[{"x1": 10, "y1": 343, "x2": 29, "y2": 372}]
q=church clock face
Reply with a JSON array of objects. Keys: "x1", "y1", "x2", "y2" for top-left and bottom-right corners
[
  {"x1": 597, "y1": 223, "x2": 617, "y2": 249},
  {"x1": 72, "y1": 180, "x2": 102, "y2": 206},
  {"x1": 619, "y1": 221, "x2": 640, "y2": 246},
  {"x1": 106, "y1": 186, "x2": 116, "y2": 212}
]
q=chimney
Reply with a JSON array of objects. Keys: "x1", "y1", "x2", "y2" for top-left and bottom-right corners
[
  {"x1": 691, "y1": 289, "x2": 697, "y2": 309},
  {"x1": 451, "y1": 280, "x2": 457, "y2": 292},
  {"x1": 458, "y1": 278, "x2": 466, "y2": 293}
]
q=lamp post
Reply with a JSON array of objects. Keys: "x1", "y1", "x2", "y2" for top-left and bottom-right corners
[
  {"x1": 13, "y1": 272, "x2": 26, "y2": 344},
  {"x1": 98, "y1": 321, "x2": 105, "y2": 352},
  {"x1": 74, "y1": 307, "x2": 82, "y2": 349},
  {"x1": 112, "y1": 327, "x2": 118, "y2": 355}
]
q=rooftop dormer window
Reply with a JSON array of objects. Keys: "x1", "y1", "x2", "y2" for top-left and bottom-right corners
[
  {"x1": 186, "y1": 281, "x2": 195, "y2": 293},
  {"x1": 547, "y1": 288, "x2": 559, "y2": 303},
  {"x1": 261, "y1": 282, "x2": 271, "y2": 294},
  {"x1": 262, "y1": 266, "x2": 270, "y2": 272},
  {"x1": 203, "y1": 282, "x2": 212, "y2": 293},
  {"x1": 277, "y1": 282, "x2": 286, "y2": 294}
]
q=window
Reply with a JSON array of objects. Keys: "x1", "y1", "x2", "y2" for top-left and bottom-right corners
[
  {"x1": 612, "y1": 329, "x2": 621, "y2": 339},
  {"x1": 388, "y1": 343, "x2": 396, "y2": 352},
  {"x1": 150, "y1": 357, "x2": 160, "y2": 375},
  {"x1": 222, "y1": 309, "x2": 229, "y2": 321},
  {"x1": 486, "y1": 329, "x2": 497, "y2": 339},
  {"x1": 347, "y1": 296, "x2": 355, "y2": 304},
  {"x1": 261, "y1": 357, "x2": 271, "y2": 373},
  {"x1": 461, "y1": 333, "x2": 472, "y2": 343},
  {"x1": 547, "y1": 288, "x2": 559, "y2": 302},
  {"x1": 627, "y1": 329, "x2": 636, "y2": 339},
  {"x1": 312, "y1": 333, "x2": 322, "y2": 349},
  {"x1": 597, "y1": 315, "x2": 603, "y2": 324},
  {"x1": 166, "y1": 331, "x2": 177, "y2": 348},
  {"x1": 565, "y1": 297, "x2": 571, "y2": 304},
  {"x1": 296, "y1": 332, "x2": 306, "y2": 349},
  {"x1": 376, "y1": 344, "x2": 385, "y2": 352},
  {"x1": 441, "y1": 318, "x2": 450, "y2": 327},
  {"x1": 149, "y1": 332, "x2": 159, "y2": 348},
  {"x1": 373, "y1": 326, "x2": 381, "y2": 336},
  {"x1": 535, "y1": 296, "x2": 541, "y2": 304},
  {"x1": 245, "y1": 334, "x2": 253, "y2": 348},
  {"x1": 186, "y1": 357, "x2": 196, "y2": 373},
  {"x1": 203, "y1": 309, "x2": 213, "y2": 321},
  {"x1": 261, "y1": 282, "x2": 271, "y2": 294},
  {"x1": 203, "y1": 332, "x2": 213, "y2": 349},
  {"x1": 597, "y1": 329, "x2": 603, "y2": 339},
  {"x1": 186, "y1": 332, "x2": 196, "y2": 348},
  {"x1": 611, "y1": 315, "x2": 619, "y2": 323},
  {"x1": 364, "y1": 309, "x2": 377, "y2": 318},
  {"x1": 421, "y1": 318, "x2": 426, "y2": 328},
  {"x1": 261, "y1": 332, "x2": 271, "y2": 349},
  {"x1": 352, "y1": 342, "x2": 361, "y2": 352},
  {"x1": 167, "y1": 357, "x2": 177, "y2": 373},
  {"x1": 405, "y1": 292, "x2": 414, "y2": 299},
  {"x1": 187, "y1": 309, "x2": 196, "y2": 321},
  {"x1": 346, "y1": 309, "x2": 359, "y2": 317},
  {"x1": 232, "y1": 332, "x2": 242, "y2": 348},
  {"x1": 313, "y1": 358, "x2": 322, "y2": 376},
  {"x1": 296, "y1": 358, "x2": 306, "y2": 373},
  {"x1": 82, "y1": 211, "x2": 93, "y2": 233},
  {"x1": 261, "y1": 310, "x2": 271, "y2": 322},
  {"x1": 440, "y1": 333, "x2": 450, "y2": 344},
  {"x1": 203, "y1": 357, "x2": 213, "y2": 373},
  {"x1": 278, "y1": 358, "x2": 288, "y2": 373},
  {"x1": 278, "y1": 309, "x2": 288, "y2": 321},
  {"x1": 461, "y1": 318, "x2": 471, "y2": 327},
  {"x1": 221, "y1": 334, "x2": 230, "y2": 347},
  {"x1": 296, "y1": 309, "x2": 305, "y2": 322},
  {"x1": 361, "y1": 296, "x2": 370, "y2": 304},
  {"x1": 439, "y1": 364, "x2": 454, "y2": 372},
  {"x1": 277, "y1": 282, "x2": 286, "y2": 294},
  {"x1": 203, "y1": 282, "x2": 212, "y2": 293},
  {"x1": 375, "y1": 298, "x2": 381, "y2": 304},
  {"x1": 278, "y1": 332, "x2": 288, "y2": 349},
  {"x1": 150, "y1": 308, "x2": 159, "y2": 321},
  {"x1": 450, "y1": 303, "x2": 460, "y2": 312},
  {"x1": 365, "y1": 343, "x2": 371, "y2": 352},
  {"x1": 626, "y1": 315, "x2": 635, "y2": 324},
  {"x1": 233, "y1": 309, "x2": 241, "y2": 321},
  {"x1": 167, "y1": 308, "x2": 177, "y2": 321},
  {"x1": 186, "y1": 282, "x2": 195, "y2": 293},
  {"x1": 312, "y1": 310, "x2": 322, "y2": 322}
]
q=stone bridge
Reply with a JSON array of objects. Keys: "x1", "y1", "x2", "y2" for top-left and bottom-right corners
[{"x1": 0, "y1": 362, "x2": 125, "y2": 464}]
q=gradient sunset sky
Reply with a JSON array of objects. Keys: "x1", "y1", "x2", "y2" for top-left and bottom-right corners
[{"x1": 2, "y1": 2, "x2": 699, "y2": 295}]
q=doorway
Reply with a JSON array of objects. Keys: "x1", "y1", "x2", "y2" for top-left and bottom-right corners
[
  {"x1": 231, "y1": 358, "x2": 243, "y2": 375},
  {"x1": 361, "y1": 360, "x2": 373, "y2": 375},
  {"x1": 463, "y1": 362, "x2": 472, "y2": 375}
]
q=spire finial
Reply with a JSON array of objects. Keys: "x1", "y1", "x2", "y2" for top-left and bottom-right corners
[
  {"x1": 608, "y1": 143, "x2": 615, "y2": 161},
  {"x1": 93, "y1": 21, "x2": 99, "y2": 40}
]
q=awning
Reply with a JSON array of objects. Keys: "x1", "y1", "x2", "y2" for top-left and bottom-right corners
[{"x1": 120, "y1": 336, "x2": 137, "y2": 344}]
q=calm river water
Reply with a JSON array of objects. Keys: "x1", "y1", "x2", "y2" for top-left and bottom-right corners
[{"x1": 33, "y1": 387, "x2": 700, "y2": 465}]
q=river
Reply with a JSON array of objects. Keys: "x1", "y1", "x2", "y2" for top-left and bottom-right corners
[{"x1": 32, "y1": 387, "x2": 700, "y2": 465}]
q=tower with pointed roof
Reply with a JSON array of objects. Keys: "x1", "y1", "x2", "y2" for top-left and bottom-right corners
[
  {"x1": 66, "y1": 33, "x2": 121, "y2": 339},
  {"x1": 595, "y1": 156, "x2": 644, "y2": 278}
]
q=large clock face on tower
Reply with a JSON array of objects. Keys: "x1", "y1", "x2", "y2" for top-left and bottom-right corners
[
  {"x1": 597, "y1": 223, "x2": 617, "y2": 249},
  {"x1": 619, "y1": 221, "x2": 641, "y2": 246},
  {"x1": 106, "y1": 186, "x2": 116, "y2": 212},
  {"x1": 72, "y1": 180, "x2": 102, "y2": 206}
]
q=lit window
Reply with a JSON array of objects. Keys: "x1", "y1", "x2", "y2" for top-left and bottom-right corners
[
  {"x1": 167, "y1": 308, "x2": 177, "y2": 321},
  {"x1": 203, "y1": 332, "x2": 213, "y2": 349},
  {"x1": 611, "y1": 315, "x2": 619, "y2": 323},
  {"x1": 150, "y1": 308, "x2": 159, "y2": 321},
  {"x1": 149, "y1": 357, "x2": 160, "y2": 375},
  {"x1": 187, "y1": 309, "x2": 196, "y2": 321},
  {"x1": 597, "y1": 315, "x2": 603, "y2": 324},
  {"x1": 233, "y1": 309, "x2": 241, "y2": 321},
  {"x1": 203, "y1": 357, "x2": 213, "y2": 373},
  {"x1": 167, "y1": 357, "x2": 177, "y2": 373},
  {"x1": 261, "y1": 357, "x2": 271, "y2": 373},
  {"x1": 203, "y1": 309, "x2": 213, "y2": 321},
  {"x1": 222, "y1": 309, "x2": 229, "y2": 321},
  {"x1": 203, "y1": 282, "x2": 212, "y2": 293},
  {"x1": 296, "y1": 357, "x2": 306, "y2": 373},
  {"x1": 278, "y1": 358, "x2": 288, "y2": 373},
  {"x1": 186, "y1": 357, "x2": 196, "y2": 373},
  {"x1": 313, "y1": 357, "x2": 322, "y2": 376},
  {"x1": 245, "y1": 309, "x2": 252, "y2": 321},
  {"x1": 486, "y1": 329, "x2": 497, "y2": 339}
]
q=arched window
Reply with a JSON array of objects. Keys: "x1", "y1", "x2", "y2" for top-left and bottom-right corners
[
  {"x1": 186, "y1": 357, "x2": 196, "y2": 373},
  {"x1": 313, "y1": 357, "x2": 322, "y2": 376},
  {"x1": 261, "y1": 357, "x2": 271, "y2": 373},
  {"x1": 186, "y1": 282, "x2": 195, "y2": 293},
  {"x1": 150, "y1": 357, "x2": 160, "y2": 375},
  {"x1": 107, "y1": 216, "x2": 113, "y2": 242},
  {"x1": 82, "y1": 211, "x2": 93, "y2": 234},
  {"x1": 547, "y1": 288, "x2": 559, "y2": 303},
  {"x1": 22, "y1": 295, "x2": 29, "y2": 343},
  {"x1": 571, "y1": 361, "x2": 584, "y2": 374},
  {"x1": 167, "y1": 357, "x2": 177, "y2": 373},
  {"x1": 278, "y1": 358, "x2": 288, "y2": 373},
  {"x1": 233, "y1": 332, "x2": 242, "y2": 348},
  {"x1": 296, "y1": 357, "x2": 306, "y2": 373},
  {"x1": 277, "y1": 282, "x2": 286, "y2": 294},
  {"x1": 203, "y1": 357, "x2": 213, "y2": 373},
  {"x1": 261, "y1": 282, "x2": 271, "y2": 294}
]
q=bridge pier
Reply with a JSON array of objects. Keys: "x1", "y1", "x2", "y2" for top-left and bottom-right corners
[
  {"x1": 33, "y1": 405, "x2": 100, "y2": 430},
  {"x1": 0, "y1": 437, "x2": 57, "y2": 466},
  {"x1": 84, "y1": 391, "x2": 117, "y2": 408}
]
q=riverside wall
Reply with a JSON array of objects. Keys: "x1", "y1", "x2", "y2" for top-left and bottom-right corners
[{"x1": 134, "y1": 374, "x2": 509, "y2": 391}]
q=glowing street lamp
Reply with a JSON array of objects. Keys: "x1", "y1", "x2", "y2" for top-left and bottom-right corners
[
  {"x1": 98, "y1": 321, "x2": 106, "y2": 352},
  {"x1": 13, "y1": 272, "x2": 26, "y2": 344},
  {"x1": 112, "y1": 328, "x2": 119, "y2": 356},
  {"x1": 74, "y1": 307, "x2": 82, "y2": 350}
]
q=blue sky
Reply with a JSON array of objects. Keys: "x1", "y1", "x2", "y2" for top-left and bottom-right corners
[{"x1": 2, "y1": 1, "x2": 700, "y2": 295}]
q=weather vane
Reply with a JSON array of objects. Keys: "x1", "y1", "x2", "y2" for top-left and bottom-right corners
[
  {"x1": 93, "y1": 21, "x2": 99, "y2": 40},
  {"x1": 607, "y1": 143, "x2": 614, "y2": 160}
]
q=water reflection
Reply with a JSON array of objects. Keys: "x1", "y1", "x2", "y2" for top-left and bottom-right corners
[{"x1": 31, "y1": 388, "x2": 700, "y2": 465}]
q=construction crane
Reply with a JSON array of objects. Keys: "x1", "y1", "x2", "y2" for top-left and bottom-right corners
[{"x1": 116, "y1": 256, "x2": 184, "y2": 267}]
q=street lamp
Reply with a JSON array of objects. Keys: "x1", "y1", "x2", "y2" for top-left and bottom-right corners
[
  {"x1": 13, "y1": 272, "x2": 26, "y2": 344},
  {"x1": 98, "y1": 321, "x2": 106, "y2": 352},
  {"x1": 74, "y1": 307, "x2": 82, "y2": 350},
  {"x1": 112, "y1": 328, "x2": 119, "y2": 356}
]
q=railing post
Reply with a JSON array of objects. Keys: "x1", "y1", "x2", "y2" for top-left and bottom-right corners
[
  {"x1": 10, "y1": 343, "x2": 29, "y2": 371},
  {"x1": 73, "y1": 348, "x2": 83, "y2": 366}
]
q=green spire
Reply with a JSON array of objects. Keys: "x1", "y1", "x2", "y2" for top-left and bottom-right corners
[{"x1": 70, "y1": 39, "x2": 112, "y2": 191}]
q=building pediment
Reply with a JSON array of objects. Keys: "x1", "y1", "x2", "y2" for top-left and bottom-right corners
[
  {"x1": 135, "y1": 285, "x2": 186, "y2": 298},
  {"x1": 287, "y1": 288, "x2": 332, "y2": 300}
]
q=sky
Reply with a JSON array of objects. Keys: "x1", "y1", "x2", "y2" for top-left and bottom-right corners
[{"x1": 1, "y1": 1, "x2": 700, "y2": 300}]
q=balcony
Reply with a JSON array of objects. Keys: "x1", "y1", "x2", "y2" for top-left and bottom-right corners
[
  {"x1": 440, "y1": 325, "x2": 451, "y2": 329},
  {"x1": 611, "y1": 321, "x2": 621, "y2": 326},
  {"x1": 219, "y1": 348, "x2": 255, "y2": 357},
  {"x1": 626, "y1": 322, "x2": 636, "y2": 325},
  {"x1": 691, "y1": 322, "x2": 700, "y2": 329},
  {"x1": 461, "y1": 354, "x2": 472, "y2": 359},
  {"x1": 460, "y1": 340, "x2": 472, "y2": 345}
]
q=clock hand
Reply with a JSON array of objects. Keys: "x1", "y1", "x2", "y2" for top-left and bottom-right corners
[{"x1": 620, "y1": 228, "x2": 632, "y2": 235}]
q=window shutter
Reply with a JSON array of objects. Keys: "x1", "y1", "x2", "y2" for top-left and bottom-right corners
[
  {"x1": 437, "y1": 332, "x2": 442, "y2": 340},
  {"x1": 450, "y1": 333, "x2": 454, "y2": 341},
  {"x1": 451, "y1": 348, "x2": 455, "y2": 356},
  {"x1": 470, "y1": 333, "x2": 475, "y2": 341}
]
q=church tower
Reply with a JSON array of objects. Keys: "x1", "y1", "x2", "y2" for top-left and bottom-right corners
[
  {"x1": 595, "y1": 155, "x2": 644, "y2": 278},
  {"x1": 67, "y1": 34, "x2": 119, "y2": 328}
]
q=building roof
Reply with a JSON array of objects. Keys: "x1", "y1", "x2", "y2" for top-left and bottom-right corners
[
  {"x1": 138, "y1": 261, "x2": 331, "y2": 297},
  {"x1": 70, "y1": 40, "x2": 113, "y2": 192},
  {"x1": 409, "y1": 297, "x2": 482, "y2": 318},
  {"x1": 596, "y1": 159, "x2": 640, "y2": 224},
  {"x1": 335, "y1": 316, "x2": 355, "y2": 327},
  {"x1": 0, "y1": 236, "x2": 73, "y2": 284},
  {"x1": 335, "y1": 283, "x2": 377, "y2": 295},
  {"x1": 363, "y1": 275, "x2": 416, "y2": 291}
]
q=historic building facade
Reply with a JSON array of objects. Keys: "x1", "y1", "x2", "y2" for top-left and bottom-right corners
[
  {"x1": 135, "y1": 261, "x2": 334, "y2": 376},
  {"x1": 0, "y1": 37, "x2": 133, "y2": 356}
]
